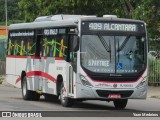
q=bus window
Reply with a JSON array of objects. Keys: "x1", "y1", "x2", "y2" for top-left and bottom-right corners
[
  {"x1": 8, "y1": 30, "x2": 35, "y2": 56},
  {"x1": 42, "y1": 34, "x2": 68, "y2": 59}
]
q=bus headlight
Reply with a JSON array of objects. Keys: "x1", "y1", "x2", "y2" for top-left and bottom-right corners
[
  {"x1": 136, "y1": 76, "x2": 148, "y2": 89},
  {"x1": 79, "y1": 74, "x2": 93, "y2": 87}
]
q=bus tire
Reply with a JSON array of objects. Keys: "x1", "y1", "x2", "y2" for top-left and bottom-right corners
[
  {"x1": 113, "y1": 99, "x2": 128, "y2": 109},
  {"x1": 60, "y1": 82, "x2": 74, "y2": 107},
  {"x1": 22, "y1": 76, "x2": 40, "y2": 101},
  {"x1": 22, "y1": 76, "x2": 33, "y2": 100}
]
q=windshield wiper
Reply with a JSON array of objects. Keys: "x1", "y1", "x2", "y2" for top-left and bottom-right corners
[
  {"x1": 97, "y1": 33, "x2": 111, "y2": 62},
  {"x1": 117, "y1": 35, "x2": 131, "y2": 52},
  {"x1": 97, "y1": 33, "x2": 111, "y2": 52}
]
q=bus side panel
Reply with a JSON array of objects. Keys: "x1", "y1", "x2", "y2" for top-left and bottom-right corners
[
  {"x1": 45, "y1": 60, "x2": 67, "y2": 95},
  {"x1": 29, "y1": 59, "x2": 40, "y2": 91},
  {"x1": 15, "y1": 58, "x2": 27, "y2": 76},
  {"x1": 44, "y1": 61, "x2": 57, "y2": 95},
  {"x1": 6, "y1": 57, "x2": 21, "y2": 88},
  {"x1": 6, "y1": 75, "x2": 21, "y2": 88},
  {"x1": 6, "y1": 57, "x2": 15, "y2": 75}
]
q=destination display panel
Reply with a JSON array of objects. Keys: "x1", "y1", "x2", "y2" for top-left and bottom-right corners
[{"x1": 81, "y1": 21, "x2": 145, "y2": 33}]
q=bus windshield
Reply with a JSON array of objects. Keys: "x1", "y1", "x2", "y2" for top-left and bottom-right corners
[{"x1": 81, "y1": 34, "x2": 146, "y2": 74}]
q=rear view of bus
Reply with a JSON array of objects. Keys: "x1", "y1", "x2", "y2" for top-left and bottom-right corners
[{"x1": 77, "y1": 15, "x2": 148, "y2": 109}]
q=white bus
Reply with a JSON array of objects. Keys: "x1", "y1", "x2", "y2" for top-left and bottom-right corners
[{"x1": 6, "y1": 14, "x2": 148, "y2": 109}]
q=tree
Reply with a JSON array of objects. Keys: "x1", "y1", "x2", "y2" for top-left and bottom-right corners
[
  {"x1": 0, "y1": 0, "x2": 20, "y2": 22},
  {"x1": 132, "y1": 0, "x2": 160, "y2": 39},
  {"x1": 18, "y1": 0, "x2": 40, "y2": 22},
  {"x1": 17, "y1": 0, "x2": 127, "y2": 21}
]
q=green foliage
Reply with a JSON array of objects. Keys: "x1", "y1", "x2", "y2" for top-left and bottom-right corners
[
  {"x1": 18, "y1": 0, "x2": 40, "y2": 22},
  {"x1": 0, "y1": 20, "x2": 24, "y2": 26},
  {"x1": 0, "y1": 76, "x2": 4, "y2": 84},
  {"x1": 18, "y1": 0, "x2": 129, "y2": 21},
  {"x1": 0, "y1": 22, "x2": 6, "y2": 26},
  {"x1": 132, "y1": 0, "x2": 160, "y2": 39},
  {"x1": 149, "y1": 40, "x2": 160, "y2": 51},
  {"x1": 0, "y1": 0, "x2": 21, "y2": 22}
]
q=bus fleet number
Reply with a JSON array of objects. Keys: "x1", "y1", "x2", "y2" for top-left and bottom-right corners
[{"x1": 89, "y1": 23, "x2": 102, "y2": 30}]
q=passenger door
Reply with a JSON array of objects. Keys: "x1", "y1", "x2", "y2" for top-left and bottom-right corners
[
  {"x1": 34, "y1": 35, "x2": 44, "y2": 91},
  {"x1": 68, "y1": 35, "x2": 79, "y2": 95}
]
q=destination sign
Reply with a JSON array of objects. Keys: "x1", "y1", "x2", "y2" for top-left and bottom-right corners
[
  {"x1": 81, "y1": 21, "x2": 145, "y2": 33},
  {"x1": 88, "y1": 23, "x2": 137, "y2": 32}
]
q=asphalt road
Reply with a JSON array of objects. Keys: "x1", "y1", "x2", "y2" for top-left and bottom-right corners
[{"x1": 0, "y1": 85, "x2": 160, "y2": 118}]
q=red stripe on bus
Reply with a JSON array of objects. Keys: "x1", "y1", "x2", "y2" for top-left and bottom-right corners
[
  {"x1": 15, "y1": 71, "x2": 56, "y2": 84},
  {"x1": 7, "y1": 55, "x2": 27, "y2": 58},
  {"x1": 55, "y1": 57, "x2": 63, "y2": 60},
  {"x1": 16, "y1": 77, "x2": 21, "y2": 84},
  {"x1": 6, "y1": 55, "x2": 40, "y2": 59},
  {"x1": 7, "y1": 55, "x2": 64, "y2": 60}
]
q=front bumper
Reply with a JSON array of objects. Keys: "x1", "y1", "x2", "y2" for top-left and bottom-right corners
[{"x1": 76, "y1": 83, "x2": 147, "y2": 99}]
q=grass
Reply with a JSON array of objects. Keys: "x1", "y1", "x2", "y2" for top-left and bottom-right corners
[{"x1": 0, "y1": 76, "x2": 4, "y2": 84}]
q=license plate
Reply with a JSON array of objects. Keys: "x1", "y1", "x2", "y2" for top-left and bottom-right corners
[{"x1": 108, "y1": 94, "x2": 121, "y2": 99}]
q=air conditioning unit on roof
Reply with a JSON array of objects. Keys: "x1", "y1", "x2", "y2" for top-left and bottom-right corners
[{"x1": 103, "y1": 15, "x2": 117, "y2": 18}]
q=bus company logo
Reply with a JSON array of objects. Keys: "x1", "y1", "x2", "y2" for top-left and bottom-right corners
[
  {"x1": 113, "y1": 84, "x2": 117, "y2": 88},
  {"x1": 2, "y1": 112, "x2": 11, "y2": 117}
]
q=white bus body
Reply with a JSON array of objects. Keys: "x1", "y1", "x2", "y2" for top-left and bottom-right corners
[{"x1": 6, "y1": 14, "x2": 148, "y2": 109}]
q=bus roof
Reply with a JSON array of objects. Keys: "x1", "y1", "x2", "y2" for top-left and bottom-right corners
[
  {"x1": 9, "y1": 14, "x2": 145, "y2": 30},
  {"x1": 9, "y1": 18, "x2": 79, "y2": 30}
]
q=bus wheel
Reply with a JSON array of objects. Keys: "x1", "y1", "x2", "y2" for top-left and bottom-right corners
[
  {"x1": 22, "y1": 76, "x2": 40, "y2": 101},
  {"x1": 113, "y1": 99, "x2": 128, "y2": 109},
  {"x1": 60, "y1": 82, "x2": 74, "y2": 107}
]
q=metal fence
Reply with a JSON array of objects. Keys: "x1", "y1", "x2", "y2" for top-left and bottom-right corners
[
  {"x1": 148, "y1": 40, "x2": 160, "y2": 86},
  {"x1": 149, "y1": 58, "x2": 160, "y2": 86}
]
